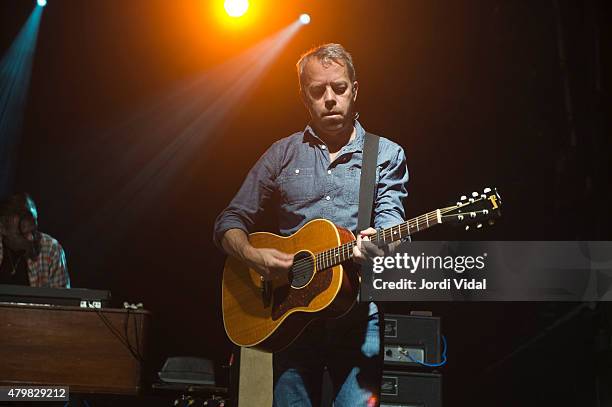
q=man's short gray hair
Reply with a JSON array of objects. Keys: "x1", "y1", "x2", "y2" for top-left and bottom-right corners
[{"x1": 296, "y1": 43, "x2": 356, "y2": 92}]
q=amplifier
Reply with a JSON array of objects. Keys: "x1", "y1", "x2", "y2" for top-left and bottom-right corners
[
  {"x1": 384, "y1": 314, "x2": 441, "y2": 367},
  {"x1": 381, "y1": 371, "x2": 441, "y2": 407}
]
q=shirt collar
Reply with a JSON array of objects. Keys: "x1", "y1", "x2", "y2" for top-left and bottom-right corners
[{"x1": 302, "y1": 120, "x2": 365, "y2": 154}]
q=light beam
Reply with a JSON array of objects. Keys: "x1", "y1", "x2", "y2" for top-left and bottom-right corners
[
  {"x1": 64, "y1": 20, "x2": 306, "y2": 261},
  {"x1": 0, "y1": 5, "x2": 44, "y2": 195}
]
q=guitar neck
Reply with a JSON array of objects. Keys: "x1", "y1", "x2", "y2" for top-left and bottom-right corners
[{"x1": 315, "y1": 209, "x2": 443, "y2": 271}]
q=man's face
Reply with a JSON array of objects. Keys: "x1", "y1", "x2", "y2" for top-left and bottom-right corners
[
  {"x1": 1, "y1": 214, "x2": 40, "y2": 254},
  {"x1": 301, "y1": 59, "x2": 358, "y2": 137}
]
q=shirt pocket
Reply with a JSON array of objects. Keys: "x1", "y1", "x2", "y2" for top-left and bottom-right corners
[
  {"x1": 341, "y1": 167, "x2": 361, "y2": 204},
  {"x1": 278, "y1": 167, "x2": 315, "y2": 204},
  {"x1": 340, "y1": 166, "x2": 382, "y2": 204}
]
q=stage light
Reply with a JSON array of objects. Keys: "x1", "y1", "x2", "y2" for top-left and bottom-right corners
[
  {"x1": 299, "y1": 13, "x2": 311, "y2": 25},
  {"x1": 224, "y1": 0, "x2": 249, "y2": 18},
  {"x1": 37, "y1": 0, "x2": 47, "y2": 7}
]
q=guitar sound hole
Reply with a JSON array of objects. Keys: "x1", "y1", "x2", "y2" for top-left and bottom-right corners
[{"x1": 290, "y1": 251, "x2": 315, "y2": 288}]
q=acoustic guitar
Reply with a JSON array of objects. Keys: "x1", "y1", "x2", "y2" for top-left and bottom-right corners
[{"x1": 222, "y1": 188, "x2": 501, "y2": 352}]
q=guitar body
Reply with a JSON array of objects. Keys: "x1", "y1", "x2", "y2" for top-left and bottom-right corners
[{"x1": 222, "y1": 219, "x2": 360, "y2": 352}]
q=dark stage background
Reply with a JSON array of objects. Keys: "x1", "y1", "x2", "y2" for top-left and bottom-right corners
[{"x1": 1, "y1": 0, "x2": 611, "y2": 405}]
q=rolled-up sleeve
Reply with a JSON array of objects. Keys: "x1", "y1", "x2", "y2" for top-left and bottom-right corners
[
  {"x1": 373, "y1": 146, "x2": 409, "y2": 230},
  {"x1": 213, "y1": 144, "x2": 279, "y2": 250}
]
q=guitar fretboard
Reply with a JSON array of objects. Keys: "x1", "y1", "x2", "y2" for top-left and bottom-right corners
[{"x1": 315, "y1": 209, "x2": 442, "y2": 270}]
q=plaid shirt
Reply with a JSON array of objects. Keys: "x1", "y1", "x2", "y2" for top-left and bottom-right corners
[{"x1": 0, "y1": 233, "x2": 70, "y2": 288}]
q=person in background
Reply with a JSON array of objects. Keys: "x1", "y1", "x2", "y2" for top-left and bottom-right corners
[{"x1": 0, "y1": 192, "x2": 70, "y2": 288}]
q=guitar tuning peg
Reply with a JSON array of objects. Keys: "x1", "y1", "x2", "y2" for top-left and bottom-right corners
[
  {"x1": 458, "y1": 214, "x2": 464, "y2": 221},
  {"x1": 472, "y1": 192, "x2": 479, "y2": 198},
  {"x1": 481, "y1": 194, "x2": 486, "y2": 199},
  {"x1": 484, "y1": 187, "x2": 492, "y2": 193},
  {"x1": 476, "y1": 223, "x2": 483, "y2": 229},
  {"x1": 456, "y1": 202, "x2": 462, "y2": 207},
  {"x1": 469, "y1": 198, "x2": 475, "y2": 203},
  {"x1": 483, "y1": 209, "x2": 489, "y2": 215},
  {"x1": 465, "y1": 225, "x2": 470, "y2": 231},
  {"x1": 460, "y1": 195, "x2": 467, "y2": 201},
  {"x1": 470, "y1": 212, "x2": 476, "y2": 218}
]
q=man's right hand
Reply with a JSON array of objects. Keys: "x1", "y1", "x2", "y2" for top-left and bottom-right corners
[
  {"x1": 243, "y1": 246, "x2": 293, "y2": 282},
  {"x1": 221, "y1": 229, "x2": 294, "y2": 282}
]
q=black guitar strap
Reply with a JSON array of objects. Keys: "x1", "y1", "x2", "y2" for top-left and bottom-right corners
[
  {"x1": 357, "y1": 132, "x2": 379, "y2": 303},
  {"x1": 358, "y1": 132, "x2": 380, "y2": 233}
]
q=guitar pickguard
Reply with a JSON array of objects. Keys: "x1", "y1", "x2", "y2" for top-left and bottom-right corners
[{"x1": 271, "y1": 267, "x2": 334, "y2": 320}]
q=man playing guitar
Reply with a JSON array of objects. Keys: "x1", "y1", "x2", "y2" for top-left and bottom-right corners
[{"x1": 214, "y1": 43, "x2": 408, "y2": 407}]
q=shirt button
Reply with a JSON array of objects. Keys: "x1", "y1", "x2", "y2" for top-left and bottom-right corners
[
  {"x1": 325, "y1": 196, "x2": 331, "y2": 201},
  {"x1": 321, "y1": 145, "x2": 327, "y2": 150},
  {"x1": 295, "y1": 169, "x2": 300, "y2": 174},
  {"x1": 327, "y1": 170, "x2": 332, "y2": 175}
]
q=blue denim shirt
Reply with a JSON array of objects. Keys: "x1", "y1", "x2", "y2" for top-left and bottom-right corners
[{"x1": 213, "y1": 121, "x2": 408, "y2": 248}]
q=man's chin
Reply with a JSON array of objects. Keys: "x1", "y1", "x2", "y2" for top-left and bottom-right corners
[{"x1": 318, "y1": 120, "x2": 349, "y2": 135}]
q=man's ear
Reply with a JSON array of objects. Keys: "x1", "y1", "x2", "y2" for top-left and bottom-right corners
[
  {"x1": 352, "y1": 80, "x2": 359, "y2": 102},
  {"x1": 300, "y1": 88, "x2": 314, "y2": 118},
  {"x1": 299, "y1": 87, "x2": 308, "y2": 107}
]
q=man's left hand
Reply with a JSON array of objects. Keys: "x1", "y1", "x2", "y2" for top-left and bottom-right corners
[{"x1": 353, "y1": 227, "x2": 385, "y2": 263}]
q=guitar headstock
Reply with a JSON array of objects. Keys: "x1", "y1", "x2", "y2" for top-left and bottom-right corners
[{"x1": 441, "y1": 187, "x2": 502, "y2": 230}]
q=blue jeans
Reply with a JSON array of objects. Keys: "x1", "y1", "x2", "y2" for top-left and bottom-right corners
[{"x1": 273, "y1": 302, "x2": 382, "y2": 407}]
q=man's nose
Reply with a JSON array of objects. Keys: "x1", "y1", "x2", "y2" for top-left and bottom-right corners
[{"x1": 323, "y1": 86, "x2": 336, "y2": 108}]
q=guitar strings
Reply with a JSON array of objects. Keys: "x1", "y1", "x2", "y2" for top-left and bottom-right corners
[
  {"x1": 287, "y1": 205, "x2": 466, "y2": 279},
  {"x1": 290, "y1": 210, "x2": 448, "y2": 277},
  {"x1": 289, "y1": 206, "x2": 459, "y2": 277},
  {"x1": 288, "y1": 203, "x2": 493, "y2": 279}
]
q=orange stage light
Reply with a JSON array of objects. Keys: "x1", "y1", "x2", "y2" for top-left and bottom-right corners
[{"x1": 212, "y1": 0, "x2": 261, "y2": 30}]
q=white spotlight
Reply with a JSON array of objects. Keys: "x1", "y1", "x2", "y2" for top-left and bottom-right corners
[
  {"x1": 37, "y1": 0, "x2": 47, "y2": 6},
  {"x1": 299, "y1": 14, "x2": 311, "y2": 25},
  {"x1": 224, "y1": 0, "x2": 249, "y2": 18}
]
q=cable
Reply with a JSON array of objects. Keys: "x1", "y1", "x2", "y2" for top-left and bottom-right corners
[
  {"x1": 94, "y1": 309, "x2": 144, "y2": 363},
  {"x1": 406, "y1": 335, "x2": 448, "y2": 368},
  {"x1": 132, "y1": 307, "x2": 143, "y2": 361},
  {"x1": 124, "y1": 307, "x2": 144, "y2": 362}
]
